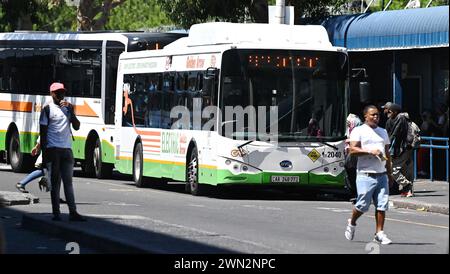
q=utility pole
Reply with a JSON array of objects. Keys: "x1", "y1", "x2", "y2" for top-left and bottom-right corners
[{"x1": 275, "y1": 0, "x2": 286, "y2": 24}]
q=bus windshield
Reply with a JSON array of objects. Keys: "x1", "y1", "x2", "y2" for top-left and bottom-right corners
[{"x1": 220, "y1": 49, "x2": 348, "y2": 142}]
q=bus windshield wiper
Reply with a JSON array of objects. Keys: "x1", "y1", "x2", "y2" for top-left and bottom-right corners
[
  {"x1": 317, "y1": 140, "x2": 338, "y2": 151},
  {"x1": 237, "y1": 140, "x2": 254, "y2": 155}
]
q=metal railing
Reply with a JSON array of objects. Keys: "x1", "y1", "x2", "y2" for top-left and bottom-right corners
[{"x1": 414, "y1": 136, "x2": 449, "y2": 181}]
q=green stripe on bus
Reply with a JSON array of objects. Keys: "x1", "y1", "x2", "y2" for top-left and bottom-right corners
[
  {"x1": 113, "y1": 157, "x2": 345, "y2": 188},
  {"x1": 19, "y1": 132, "x2": 39, "y2": 153},
  {"x1": 101, "y1": 140, "x2": 115, "y2": 164},
  {"x1": 0, "y1": 131, "x2": 6, "y2": 151},
  {"x1": 214, "y1": 170, "x2": 345, "y2": 186}
]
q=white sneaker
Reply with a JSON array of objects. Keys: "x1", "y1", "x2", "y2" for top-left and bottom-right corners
[
  {"x1": 374, "y1": 231, "x2": 392, "y2": 245},
  {"x1": 345, "y1": 219, "x2": 356, "y2": 241}
]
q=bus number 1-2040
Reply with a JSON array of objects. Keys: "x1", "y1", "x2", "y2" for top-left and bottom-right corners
[{"x1": 326, "y1": 151, "x2": 342, "y2": 158}]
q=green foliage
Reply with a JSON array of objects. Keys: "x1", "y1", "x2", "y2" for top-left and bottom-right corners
[
  {"x1": 0, "y1": 0, "x2": 76, "y2": 32},
  {"x1": 157, "y1": 0, "x2": 350, "y2": 28},
  {"x1": 36, "y1": 1, "x2": 77, "y2": 31},
  {"x1": 1, "y1": 0, "x2": 448, "y2": 32},
  {"x1": 288, "y1": 0, "x2": 349, "y2": 20},
  {"x1": 106, "y1": 0, "x2": 172, "y2": 30},
  {"x1": 0, "y1": 0, "x2": 40, "y2": 31},
  {"x1": 360, "y1": 0, "x2": 449, "y2": 12},
  {"x1": 156, "y1": 0, "x2": 249, "y2": 29}
]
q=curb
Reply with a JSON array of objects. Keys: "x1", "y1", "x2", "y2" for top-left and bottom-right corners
[
  {"x1": 21, "y1": 214, "x2": 155, "y2": 254},
  {"x1": 0, "y1": 192, "x2": 39, "y2": 206},
  {"x1": 390, "y1": 199, "x2": 449, "y2": 215}
]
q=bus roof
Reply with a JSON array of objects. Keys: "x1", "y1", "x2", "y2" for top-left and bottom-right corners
[
  {"x1": 183, "y1": 22, "x2": 333, "y2": 48},
  {"x1": 0, "y1": 32, "x2": 186, "y2": 52}
]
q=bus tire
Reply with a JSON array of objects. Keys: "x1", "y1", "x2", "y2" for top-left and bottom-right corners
[
  {"x1": 8, "y1": 130, "x2": 33, "y2": 173},
  {"x1": 83, "y1": 139, "x2": 96, "y2": 177},
  {"x1": 94, "y1": 138, "x2": 113, "y2": 179},
  {"x1": 186, "y1": 147, "x2": 203, "y2": 196},
  {"x1": 133, "y1": 142, "x2": 145, "y2": 187}
]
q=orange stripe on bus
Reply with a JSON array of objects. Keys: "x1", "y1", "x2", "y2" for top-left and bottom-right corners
[
  {"x1": 143, "y1": 144, "x2": 160, "y2": 149},
  {"x1": 0, "y1": 101, "x2": 33, "y2": 112},
  {"x1": 73, "y1": 100, "x2": 98, "y2": 117},
  {"x1": 141, "y1": 138, "x2": 160, "y2": 143},
  {"x1": 136, "y1": 130, "x2": 161, "y2": 137}
]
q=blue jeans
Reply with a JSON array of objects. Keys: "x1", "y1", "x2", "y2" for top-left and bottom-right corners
[
  {"x1": 46, "y1": 148, "x2": 76, "y2": 215},
  {"x1": 19, "y1": 169, "x2": 44, "y2": 186},
  {"x1": 354, "y1": 173, "x2": 389, "y2": 213}
]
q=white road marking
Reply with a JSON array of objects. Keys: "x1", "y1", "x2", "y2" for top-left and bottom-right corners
[
  {"x1": 105, "y1": 202, "x2": 140, "y2": 206},
  {"x1": 91, "y1": 180, "x2": 136, "y2": 189},
  {"x1": 316, "y1": 207, "x2": 448, "y2": 229},
  {"x1": 317, "y1": 207, "x2": 352, "y2": 213},
  {"x1": 242, "y1": 204, "x2": 282, "y2": 211},
  {"x1": 188, "y1": 204, "x2": 205, "y2": 208},
  {"x1": 383, "y1": 217, "x2": 449, "y2": 230},
  {"x1": 108, "y1": 188, "x2": 141, "y2": 192},
  {"x1": 85, "y1": 214, "x2": 149, "y2": 220}
]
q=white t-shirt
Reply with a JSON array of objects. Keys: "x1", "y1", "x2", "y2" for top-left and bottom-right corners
[
  {"x1": 349, "y1": 124, "x2": 390, "y2": 173},
  {"x1": 39, "y1": 102, "x2": 72, "y2": 149}
]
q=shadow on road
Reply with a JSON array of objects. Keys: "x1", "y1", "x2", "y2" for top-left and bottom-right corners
[{"x1": 1, "y1": 205, "x2": 237, "y2": 254}]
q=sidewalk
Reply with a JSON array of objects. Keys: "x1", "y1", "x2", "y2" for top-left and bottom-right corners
[{"x1": 389, "y1": 179, "x2": 449, "y2": 215}]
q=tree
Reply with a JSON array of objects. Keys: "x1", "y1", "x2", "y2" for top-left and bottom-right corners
[
  {"x1": 105, "y1": 0, "x2": 172, "y2": 30},
  {"x1": 157, "y1": 0, "x2": 349, "y2": 28},
  {"x1": 0, "y1": 0, "x2": 173, "y2": 32},
  {"x1": 48, "y1": 0, "x2": 127, "y2": 30},
  {"x1": 287, "y1": 0, "x2": 348, "y2": 22},
  {"x1": 156, "y1": 0, "x2": 251, "y2": 29},
  {"x1": 0, "y1": 0, "x2": 40, "y2": 31}
]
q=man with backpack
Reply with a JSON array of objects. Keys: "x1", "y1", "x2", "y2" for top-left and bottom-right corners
[
  {"x1": 40, "y1": 82, "x2": 86, "y2": 221},
  {"x1": 385, "y1": 103, "x2": 419, "y2": 197}
]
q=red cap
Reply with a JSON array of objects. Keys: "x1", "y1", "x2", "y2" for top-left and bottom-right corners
[{"x1": 49, "y1": 82, "x2": 66, "y2": 93}]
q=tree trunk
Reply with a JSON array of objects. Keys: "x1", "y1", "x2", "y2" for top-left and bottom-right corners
[
  {"x1": 76, "y1": 0, "x2": 126, "y2": 31},
  {"x1": 77, "y1": 0, "x2": 96, "y2": 30}
]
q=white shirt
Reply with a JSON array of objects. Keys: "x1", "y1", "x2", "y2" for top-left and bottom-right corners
[
  {"x1": 349, "y1": 124, "x2": 390, "y2": 173},
  {"x1": 39, "y1": 101, "x2": 72, "y2": 149}
]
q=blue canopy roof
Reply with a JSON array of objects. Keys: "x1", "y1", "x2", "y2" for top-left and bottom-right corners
[{"x1": 322, "y1": 6, "x2": 449, "y2": 51}]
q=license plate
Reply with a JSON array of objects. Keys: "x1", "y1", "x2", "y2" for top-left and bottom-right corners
[{"x1": 271, "y1": 176, "x2": 299, "y2": 183}]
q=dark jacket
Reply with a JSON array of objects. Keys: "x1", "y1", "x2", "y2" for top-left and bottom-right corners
[{"x1": 386, "y1": 113, "x2": 409, "y2": 157}]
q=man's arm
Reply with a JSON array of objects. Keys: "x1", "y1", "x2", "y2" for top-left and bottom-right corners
[
  {"x1": 385, "y1": 144, "x2": 394, "y2": 185},
  {"x1": 39, "y1": 108, "x2": 48, "y2": 150},
  {"x1": 39, "y1": 107, "x2": 49, "y2": 164},
  {"x1": 65, "y1": 103, "x2": 80, "y2": 131},
  {"x1": 349, "y1": 141, "x2": 383, "y2": 157}
]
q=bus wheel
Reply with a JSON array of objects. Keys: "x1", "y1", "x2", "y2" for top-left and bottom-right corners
[
  {"x1": 133, "y1": 142, "x2": 145, "y2": 187},
  {"x1": 8, "y1": 131, "x2": 32, "y2": 173},
  {"x1": 93, "y1": 138, "x2": 113, "y2": 179},
  {"x1": 83, "y1": 140, "x2": 95, "y2": 177},
  {"x1": 186, "y1": 147, "x2": 203, "y2": 196}
]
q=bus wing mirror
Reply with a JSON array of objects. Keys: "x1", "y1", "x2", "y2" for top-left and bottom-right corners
[
  {"x1": 205, "y1": 67, "x2": 218, "y2": 79},
  {"x1": 359, "y1": 81, "x2": 371, "y2": 103},
  {"x1": 351, "y1": 68, "x2": 372, "y2": 103},
  {"x1": 203, "y1": 67, "x2": 219, "y2": 95}
]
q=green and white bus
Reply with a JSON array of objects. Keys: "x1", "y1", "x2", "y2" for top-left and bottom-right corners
[
  {"x1": 115, "y1": 22, "x2": 349, "y2": 195},
  {"x1": 0, "y1": 31, "x2": 185, "y2": 177}
]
